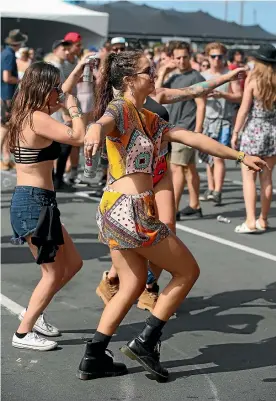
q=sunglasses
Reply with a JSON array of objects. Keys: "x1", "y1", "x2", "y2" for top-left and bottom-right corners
[
  {"x1": 112, "y1": 47, "x2": 125, "y2": 53},
  {"x1": 135, "y1": 65, "x2": 156, "y2": 79},
  {"x1": 53, "y1": 83, "x2": 65, "y2": 101},
  {"x1": 201, "y1": 64, "x2": 209, "y2": 68},
  {"x1": 210, "y1": 54, "x2": 224, "y2": 60}
]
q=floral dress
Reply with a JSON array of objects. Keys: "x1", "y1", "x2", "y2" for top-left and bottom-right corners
[{"x1": 240, "y1": 99, "x2": 276, "y2": 157}]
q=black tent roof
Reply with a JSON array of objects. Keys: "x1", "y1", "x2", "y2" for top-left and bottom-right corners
[{"x1": 82, "y1": 1, "x2": 276, "y2": 43}]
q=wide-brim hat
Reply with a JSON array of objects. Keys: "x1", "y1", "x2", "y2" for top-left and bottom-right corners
[
  {"x1": 249, "y1": 44, "x2": 276, "y2": 64},
  {"x1": 5, "y1": 29, "x2": 28, "y2": 45}
]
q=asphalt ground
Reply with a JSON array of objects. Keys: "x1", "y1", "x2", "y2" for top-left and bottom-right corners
[{"x1": 1, "y1": 161, "x2": 276, "y2": 401}]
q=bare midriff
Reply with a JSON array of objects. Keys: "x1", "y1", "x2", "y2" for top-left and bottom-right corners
[
  {"x1": 15, "y1": 161, "x2": 55, "y2": 191},
  {"x1": 109, "y1": 172, "x2": 153, "y2": 195}
]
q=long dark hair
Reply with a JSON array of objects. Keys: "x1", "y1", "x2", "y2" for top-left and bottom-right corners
[
  {"x1": 93, "y1": 50, "x2": 143, "y2": 121},
  {"x1": 8, "y1": 61, "x2": 60, "y2": 150}
]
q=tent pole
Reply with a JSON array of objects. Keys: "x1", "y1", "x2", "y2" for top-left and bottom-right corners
[{"x1": 224, "y1": 0, "x2": 228, "y2": 21}]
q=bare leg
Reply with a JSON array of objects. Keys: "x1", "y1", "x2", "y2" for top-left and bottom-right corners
[
  {"x1": 213, "y1": 157, "x2": 225, "y2": 193},
  {"x1": 206, "y1": 164, "x2": 215, "y2": 191},
  {"x1": 17, "y1": 227, "x2": 82, "y2": 333},
  {"x1": 259, "y1": 156, "x2": 276, "y2": 227},
  {"x1": 241, "y1": 164, "x2": 257, "y2": 229},
  {"x1": 97, "y1": 250, "x2": 147, "y2": 335},
  {"x1": 136, "y1": 233, "x2": 200, "y2": 320},
  {"x1": 96, "y1": 232, "x2": 199, "y2": 336},
  {"x1": 186, "y1": 164, "x2": 200, "y2": 209},
  {"x1": 170, "y1": 163, "x2": 186, "y2": 210}
]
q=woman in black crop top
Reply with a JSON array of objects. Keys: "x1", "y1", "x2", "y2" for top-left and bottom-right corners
[
  {"x1": 7, "y1": 61, "x2": 87, "y2": 351},
  {"x1": 77, "y1": 51, "x2": 267, "y2": 381}
]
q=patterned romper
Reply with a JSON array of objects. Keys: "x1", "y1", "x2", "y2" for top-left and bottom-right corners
[{"x1": 96, "y1": 98, "x2": 174, "y2": 250}]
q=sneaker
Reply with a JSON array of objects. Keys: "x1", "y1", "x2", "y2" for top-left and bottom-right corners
[
  {"x1": 12, "y1": 332, "x2": 57, "y2": 351},
  {"x1": 19, "y1": 309, "x2": 60, "y2": 337},
  {"x1": 212, "y1": 191, "x2": 222, "y2": 206},
  {"x1": 180, "y1": 205, "x2": 203, "y2": 218},
  {"x1": 176, "y1": 211, "x2": 181, "y2": 222},
  {"x1": 199, "y1": 189, "x2": 214, "y2": 201},
  {"x1": 77, "y1": 341, "x2": 127, "y2": 380},
  {"x1": 96, "y1": 271, "x2": 119, "y2": 305},
  {"x1": 137, "y1": 283, "x2": 159, "y2": 313}
]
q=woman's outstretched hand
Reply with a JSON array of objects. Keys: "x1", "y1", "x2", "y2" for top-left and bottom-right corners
[
  {"x1": 242, "y1": 155, "x2": 268, "y2": 172},
  {"x1": 84, "y1": 124, "x2": 102, "y2": 159}
]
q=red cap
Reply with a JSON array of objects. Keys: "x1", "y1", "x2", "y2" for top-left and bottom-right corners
[{"x1": 64, "y1": 32, "x2": 82, "y2": 43}]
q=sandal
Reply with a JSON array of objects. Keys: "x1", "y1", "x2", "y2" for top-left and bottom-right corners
[
  {"x1": 256, "y1": 219, "x2": 269, "y2": 232},
  {"x1": 235, "y1": 222, "x2": 257, "y2": 234}
]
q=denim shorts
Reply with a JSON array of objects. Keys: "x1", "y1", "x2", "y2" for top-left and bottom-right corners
[
  {"x1": 217, "y1": 125, "x2": 231, "y2": 146},
  {"x1": 10, "y1": 186, "x2": 57, "y2": 245}
]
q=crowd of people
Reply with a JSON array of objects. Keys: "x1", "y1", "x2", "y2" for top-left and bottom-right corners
[{"x1": 1, "y1": 27, "x2": 276, "y2": 382}]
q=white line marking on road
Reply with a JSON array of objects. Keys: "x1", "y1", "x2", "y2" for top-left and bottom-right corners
[
  {"x1": 59, "y1": 301, "x2": 78, "y2": 309},
  {"x1": 175, "y1": 223, "x2": 276, "y2": 262},
  {"x1": 75, "y1": 191, "x2": 276, "y2": 262},
  {"x1": 1, "y1": 294, "x2": 24, "y2": 315}
]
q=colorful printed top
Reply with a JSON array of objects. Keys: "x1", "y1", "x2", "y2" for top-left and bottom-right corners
[{"x1": 103, "y1": 98, "x2": 173, "y2": 184}]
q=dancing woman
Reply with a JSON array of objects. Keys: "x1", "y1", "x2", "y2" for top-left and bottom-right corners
[
  {"x1": 78, "y1": 51, "x2": 266, "y2": 380},
  {"x1": 8, "y1": 61, "x2": 86, "y2": 351},
  {"x1": 96, "y1": 66, "x2": 247, "y2": 312}
]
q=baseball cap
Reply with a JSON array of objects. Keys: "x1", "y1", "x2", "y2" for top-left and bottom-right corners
[
  {"x1": 64, "y1": 32, "x2": 82, "y2": 43},
  {"x1": 52, "y1": 40, "x2": 72, "y2": 51},
  {"x1": 110, "y1": 37, "x2": 126, "y2": 46}
]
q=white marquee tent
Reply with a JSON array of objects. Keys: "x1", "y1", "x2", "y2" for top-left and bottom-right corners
[{"x1": 1, "y1": 0, "x2": 109, "y2": 49}]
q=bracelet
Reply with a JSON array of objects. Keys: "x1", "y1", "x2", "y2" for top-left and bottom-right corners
[
  {"x1": 71, "y1": 113, "x2": 82, "y2": 119},
  {"x1": 237, "y1": 151, "x2": 245, "y2": 164},
  {"x1": 87, "y1": 122, "x2": 103, "y2": 130},
  {"x1": 68, "y1": 105, "x2": 82, "y2": 114}
]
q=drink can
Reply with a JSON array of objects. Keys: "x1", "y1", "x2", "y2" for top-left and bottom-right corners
[
  {"x1": 82, "y1": 55, "x2": 97, "y2": 82},
  {"x1": 217, "y1": 215, "x2": 231, "y2": 224},
  {"x1": 84, "y1": 150, "x2": 101, "y2": 179}
]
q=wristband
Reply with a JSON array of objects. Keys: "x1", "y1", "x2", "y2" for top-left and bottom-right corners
[
  {"x1": 237, "y1": 151, "x2": 245, "y2": 164},
  {"x1": 87, "y1": 122, "x2": 103, "y2": 130},
  {"x1": 71, "y1": 113, "x2": 82, "y2": 119}
]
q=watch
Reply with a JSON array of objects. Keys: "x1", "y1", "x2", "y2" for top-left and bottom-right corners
[{"x1": 237, "y1": 151, "x2": 245, "y2": 164}]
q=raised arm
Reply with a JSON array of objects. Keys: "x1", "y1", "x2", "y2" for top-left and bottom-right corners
[
  {"x1": 33, "y1": 94, "x2": 85, "y2": 146},
  {"x1": 152, "y1": 68, "x2": 246, "y2": 104},
  {"x1": 163, "y1": 127, "x2": 267, "y2": 172}
]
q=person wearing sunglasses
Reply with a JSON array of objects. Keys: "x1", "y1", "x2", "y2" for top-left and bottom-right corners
[
  {"x1": 199, "y1": 42, "x2": 244, "y2": 205},
  {"x1": 96, "y1": 48, "x2": 247, "y2": 314},
  {"x1": 7, "y1": 59, "x2": 88, "y2": 351},
  {"x1": 77, "y1": 49, "x2": 266, "y2": 381}
]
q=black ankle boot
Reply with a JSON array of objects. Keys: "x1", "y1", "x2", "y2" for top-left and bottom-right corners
[
  {"x1": 77, "y1": 341, "x2": 127, "y2": 380},
  {"x1": 120, "y1": 323, "x2": 168, "y2": 381}
]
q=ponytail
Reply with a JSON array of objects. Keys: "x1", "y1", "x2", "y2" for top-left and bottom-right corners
[{"x1": 93, "y1": 50, "x2": 143, "y2": 121}]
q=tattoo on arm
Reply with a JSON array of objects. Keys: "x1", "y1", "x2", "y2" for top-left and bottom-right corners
[
  {"x1": 67, "y1": 128, "x2": 73, "y2": 138},
  {"x1": 165, "y1": 76, "x2": 228, "y2": 103}
]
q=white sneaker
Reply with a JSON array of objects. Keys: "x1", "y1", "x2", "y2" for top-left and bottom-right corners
[
  {"x1": 12, "y1": 332, "x2": 57, "y2": 351},
  {"x1": 19, "y1": 309, "x2": 60, "y2": 337}
]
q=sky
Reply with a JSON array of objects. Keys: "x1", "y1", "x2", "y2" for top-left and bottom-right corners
[{"x1": 84, "y1": 1, "x2": 275, "y2": 35}]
